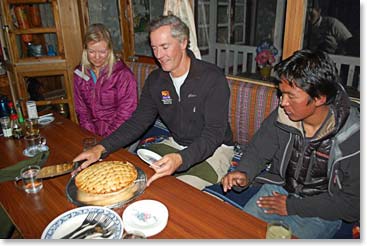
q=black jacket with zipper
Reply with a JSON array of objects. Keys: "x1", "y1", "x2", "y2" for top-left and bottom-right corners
[
  {"x1": 236, "y1": 87, "x2": 360, "y2": 222},
  {"x1": 100, "y1": 50, "x2": 233, "y2": 171}
]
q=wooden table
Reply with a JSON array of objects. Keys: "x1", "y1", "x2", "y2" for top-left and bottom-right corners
[{"x1": 0, "y1": 114, "x2": 267, "y2": 239}]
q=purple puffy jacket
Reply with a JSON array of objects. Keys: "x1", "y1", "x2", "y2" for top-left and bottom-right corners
[{"x1": 73, "y1": 60, "x2": 138, "y2": 137}]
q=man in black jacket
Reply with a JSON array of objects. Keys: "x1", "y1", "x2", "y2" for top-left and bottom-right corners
[
  {"x1": 221, "y1": 50, "x2": 359, "y2": 238},
  {"x1": 73, "y1": 15, "x2": 234, "y2": 190}
]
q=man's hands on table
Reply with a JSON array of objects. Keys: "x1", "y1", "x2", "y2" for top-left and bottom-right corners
[
  {"x1": 221, "y1": 170, "x2": 249, "y2": 192},
  {"x1": 256, "y1": 191, "x2": 288, "y2": 216},
  {"x1": 221, "y1": 171, "x2": 288, "y2": 216},
  {"x1": 147, "y1": 153, "x2": 182, "y2": 186},
  {"x1": 71, "y1": 144, "x2": 105, "y2": 176}
]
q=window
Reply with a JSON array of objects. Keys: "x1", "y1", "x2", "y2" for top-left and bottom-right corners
[
  {"x1": 87, "y1": 0, "x2": 123, "y2": 51},
  {"x1": 132, "y1": 0, "x2": 165, "y2": 57}
]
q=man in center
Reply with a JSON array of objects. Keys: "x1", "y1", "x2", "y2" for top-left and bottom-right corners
[{"x1": 73, "y1": 15, "x2": 234, "y2": 189}]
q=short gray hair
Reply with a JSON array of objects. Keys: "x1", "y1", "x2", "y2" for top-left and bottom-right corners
[{"x1": 149, "y1": 15, "x2": 190, "y2": 43}]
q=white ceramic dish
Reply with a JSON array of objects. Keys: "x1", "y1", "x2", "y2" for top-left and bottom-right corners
[
  {"x1": 38, "y1": 116, "x2": 55, "y2": 126},
  {"x1": 41, "y1": 206, "x2": 123, "y2": 239},
  {"x1": 137, "y1": 149, "x2": 162, "y2": 165},
  {"x1": 23, "y1": 145, "x2": 49, "y2": 157},
  {"x1": 122, "y1": 199, "x2": 168, "y2": 237}
]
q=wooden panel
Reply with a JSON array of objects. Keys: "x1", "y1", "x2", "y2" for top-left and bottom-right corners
[
  {"x1": 58, "y1": 0, "x2": 82, "y2": 69},
  {"x1": 282, "y1": 0, "x2": 306, "y2": 59},
  {"x1": 120, "y1": 0, "x2": 135, "y2": 61},
  {"x1": 0, "y1": 74, "x2": 11, "y2": 99}
]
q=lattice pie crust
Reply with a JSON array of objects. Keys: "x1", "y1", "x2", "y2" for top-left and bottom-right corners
[{"x1": 75, "y1": 161, "x2": 138, "y2": 194}]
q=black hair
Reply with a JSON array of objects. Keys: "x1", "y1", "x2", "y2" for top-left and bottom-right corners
[{"x1": 274, "y1": 49, "x2": 340, "y2": 104}]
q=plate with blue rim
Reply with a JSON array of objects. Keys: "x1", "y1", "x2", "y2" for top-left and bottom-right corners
[
  {"x1": 41, "y1": 206, "x2": 123, "y2": 239},
  {"x1": 38, "y1": 115, "x2": 55, "y2": 126}
]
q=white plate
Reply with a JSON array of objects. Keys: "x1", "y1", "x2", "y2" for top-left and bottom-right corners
[
  {"x1": 41, "y1": 206, "x2": 123, "y2": 239},
  {"x1": 23, "y1": 145, "x2": 49, "y2": 157},
  {"x1": 38, "y1": 116, "x2": 55, "y2": 126},
  {"x1": 122, "y1": 199, "x2": 168, "y2": 237},
  {"x1": 137, "y1": 149, "x2": 162, "y2": 165}
]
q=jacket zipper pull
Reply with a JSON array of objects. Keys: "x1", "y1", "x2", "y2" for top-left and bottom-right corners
[{"x1": 333, "y1": 169, "x2": 342, "y2": 189}]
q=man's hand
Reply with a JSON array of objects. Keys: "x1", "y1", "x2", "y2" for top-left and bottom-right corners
[
  {"x1": 71, "y1": 144, "x2": 106, "y2": 176},
  {"x1": 146, "y1": 153, "x2": 182, "y2": 186},
  {"x1": 221, "y1": 171, "x2": 249, "y2": 192},
  {"x1": 256, "y1": 191, "x2": 288, "y2": 216}
]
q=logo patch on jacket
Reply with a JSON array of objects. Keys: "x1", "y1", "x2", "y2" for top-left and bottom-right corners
[
  {"x1": 161, "y1": 90, "x2": 172, "y2": 104},
  {"x1": 74, "y1": 69, "x2": 90, "y2": 81}
]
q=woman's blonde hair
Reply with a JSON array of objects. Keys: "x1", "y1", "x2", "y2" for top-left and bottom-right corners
[{"x1": 81, "y1": 23, "x2": 116, "y2": 77}]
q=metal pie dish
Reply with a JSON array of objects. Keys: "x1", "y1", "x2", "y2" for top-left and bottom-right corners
[{"x1": 66, "y1": 165, "x2": 147, "y2": 209}]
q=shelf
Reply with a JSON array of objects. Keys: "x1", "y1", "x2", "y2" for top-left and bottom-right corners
[
  {"x1": 0, "y1": 0, "x2": 81, "y2": 122},
  {"x1": 13, "y1": 27, "x2": 57, "y2": 34}
]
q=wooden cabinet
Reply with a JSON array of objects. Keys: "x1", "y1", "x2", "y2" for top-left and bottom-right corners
[
  {"x1": 0, "y1": 74, "x2": 12, "y2": 99},
  {"x1": 0, "y1": 0, "x2": 83, "y2": 122}
]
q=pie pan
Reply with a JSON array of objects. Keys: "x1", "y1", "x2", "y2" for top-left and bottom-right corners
[{"x1": 66, "y1": 165, "x2": 147, "y2": 208}]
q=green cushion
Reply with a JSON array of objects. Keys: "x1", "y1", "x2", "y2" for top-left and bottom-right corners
[
  {"x1": 147, "y1": 144, "x2": 218, "y2": 184},
  {"x1": 0, "y1": 207, "x2": 14, "y2": 239}
]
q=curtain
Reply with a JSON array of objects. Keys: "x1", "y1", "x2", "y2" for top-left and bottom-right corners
[{"x1": 163, "y1": 0, "x2": 201, "y2": 59}]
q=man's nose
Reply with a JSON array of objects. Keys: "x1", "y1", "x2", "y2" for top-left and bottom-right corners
[
  {"x1": 280, "y1": 96, "x2": 289, "y2": 107},
  {"x1": 155, "y1": 48, "x2": 163, "y2": 59}
]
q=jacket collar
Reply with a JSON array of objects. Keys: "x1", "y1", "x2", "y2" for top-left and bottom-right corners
[{"x1": 155, "y1": 49, "x2": 202, "y2": 82}]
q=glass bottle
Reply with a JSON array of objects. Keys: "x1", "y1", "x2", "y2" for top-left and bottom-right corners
[
  {"x1": 8, "y1": 101, "x2": 17, "y2": 116},
  {"x1": 9, "y1": 101, "x2": 24, "y2": 139},
  {"x1": 15, "y1": 100, "x2": 25, "y2": 124},
  {"x1": 58, "y1": 97, "x2": 69, "y2": 118},
  {"x1": 10, "y1": 113, "x2": 24, "y2": 139}
]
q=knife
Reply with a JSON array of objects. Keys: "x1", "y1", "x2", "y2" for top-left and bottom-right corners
[{"x1": 37, "y1": 162, "x2": 80, "y2": 179}]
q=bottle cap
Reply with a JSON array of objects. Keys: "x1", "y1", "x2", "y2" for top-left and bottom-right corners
[{"x1": 10, "y1": 113, "x2": 18, "y2": 120}]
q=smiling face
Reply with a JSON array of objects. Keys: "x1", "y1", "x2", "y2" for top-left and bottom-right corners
[
  {"x1": 86, "y1": 40, "x2": 109, "y2": 70},
  {"x1": 150, "y1": 25, "x2": 188, "y2": 77},
  {"x1": 279, "y1": 79, "x2": 323, "y2": 122}
]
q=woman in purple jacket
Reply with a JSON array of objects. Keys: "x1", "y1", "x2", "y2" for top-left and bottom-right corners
[{"x1": 73, "y1": 23, "x2": 137, "y2": 137}]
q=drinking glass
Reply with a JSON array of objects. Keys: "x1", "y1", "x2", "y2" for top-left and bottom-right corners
[
  {"x1": 266, "y1": 221, "x2": 292, "y2": 239},
  {"x1": 0, "y1": 116, "x2": 12, "y2": 137},
  {"x1": 14, "y1": 165, "x2": 43, "y2": 193},
  {"x1": 25, "y1": 118, "x2": 40, "y2": 136},
  {"x1": 24, "y1": 134, "x2": 47, "y2": 156}
]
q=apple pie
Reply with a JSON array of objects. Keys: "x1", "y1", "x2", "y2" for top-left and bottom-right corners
[{"x1": 75, "y1": 160, "x2": 138, "y2": 194}]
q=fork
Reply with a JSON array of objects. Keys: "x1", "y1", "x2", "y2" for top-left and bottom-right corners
[
  {"x1": 75, "y1": 219, "x2": 117, "y2": 239},
  {"x1": 83, "y1": 225, "x2": 117, "y2": 239},
  {"x1": 60, "y1": 212, "x2": 101, "y2": 239}
]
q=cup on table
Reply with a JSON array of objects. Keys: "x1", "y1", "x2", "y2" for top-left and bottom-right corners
[
  {"x1": 266, "y1": 221, "x2": 292, "y2": 239},
  {"x1": 25, "y1": 118, "x2": 40, "y2": 136},
  {"x1": 83, "y1": 137, "x2": 97, "y2": 151},
  {"x1": 123, "y1": 230, "x2": 146, "y2": 239},
  {"x1": 14, "y1": 165, "x2": 43, "y2": 193},
  {"x1": 24, "y1": 134, "x2": 47, "y2": 156},
  {"x1": 0, "y1": 116, "x2": 12, "y2": 137}
]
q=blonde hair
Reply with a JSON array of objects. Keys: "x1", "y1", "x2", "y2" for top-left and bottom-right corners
[{"x1": 81, "y1": 23, "x2": 116, "y2": 77}]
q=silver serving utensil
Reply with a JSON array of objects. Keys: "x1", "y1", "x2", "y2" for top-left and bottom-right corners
[
  {"x1": 60, "y1": 213, "x2": 102, "y2": 239},
  {"x1": 60, "y1": 212, "x2": 96, "y2": 239},
  {"x1": 76, "y1": 217, "x2": 116, "y2": 239}
]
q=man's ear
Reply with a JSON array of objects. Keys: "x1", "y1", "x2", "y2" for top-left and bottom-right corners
[
  {"x1": 180, "y1": 38, "x2": 188, "y2": 50},
  {"x1": 314, "y1": 95, "x2": 327, "y2": 106}
]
